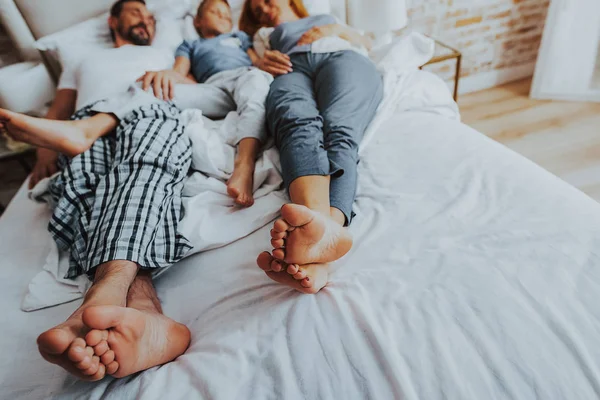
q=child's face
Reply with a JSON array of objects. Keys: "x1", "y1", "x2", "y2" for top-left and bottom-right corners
[{"x1": 195, "y1": 1, "x2": 233, "y2": 37}]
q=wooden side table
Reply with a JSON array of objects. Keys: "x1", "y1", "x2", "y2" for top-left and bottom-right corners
[{"x1": 422, "y1": 38, "x2": 462, "y2": 101}]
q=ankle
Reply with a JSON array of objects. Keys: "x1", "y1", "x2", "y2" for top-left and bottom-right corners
[{"x1": 234, "y1": 156, "x2": 256, "y2": 168}]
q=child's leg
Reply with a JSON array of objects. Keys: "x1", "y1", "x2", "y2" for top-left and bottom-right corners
[
  {"x1": 227, "y1": 137, "x2": 260, "y2": 207},
  {"x1": 0, "y1": 109, "x2": 117, "y2": 157}
]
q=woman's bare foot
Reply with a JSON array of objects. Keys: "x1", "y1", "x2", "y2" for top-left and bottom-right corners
[
  {"x1": 256, "y1": 251, "x2": 330, "y2": 294},
  {"x1": 0, "y1": 108, "x2": 114, "y2": 157},
  {"x1": 82, "y1": 305, "x2": 191, "y2": 378},
  {"x1": 270, "y1": 204, "x2": 353, "y2": 265},
  {"x1": 37, "y1": 311, "x2": 107, "y2": 381},
  {"x1": 227, "y1": 160, "x2": 255, "y2": 207}
]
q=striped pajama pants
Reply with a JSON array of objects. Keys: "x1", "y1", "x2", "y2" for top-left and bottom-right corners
[{"x1": 48, "y1": 101, "x2": 193, "y2": 279}]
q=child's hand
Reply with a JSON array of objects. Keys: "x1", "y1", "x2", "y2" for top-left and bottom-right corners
[
  {"x1": 256, "y1": 50, "x2": 293, "y2": 77},
  {"x1": 137, "y1": 70, "x2": 185, "y2": 100},
  {"x1": 297, "y1": 24, "x2": 341, "y2": 46}
]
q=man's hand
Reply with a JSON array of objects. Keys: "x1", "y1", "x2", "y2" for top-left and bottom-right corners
[
  {"x1": 30, "y1": 148, "x2": 59, "y2": 189},
  {"x1": 255, "y1": 50, "x2": 293, "y2": 77},
  {"x1": 137, "y1": 70, "x2": 187, "y2": 100},
  {"x1": 297, "y1": 24, "x2": 341, "y2": 46}
]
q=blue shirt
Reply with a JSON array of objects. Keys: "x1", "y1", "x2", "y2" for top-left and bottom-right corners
[
  {"x1": 269, "y1": 15, "x2": 337, "y2": 55},
  {"x1": 175, "y1": 32, "x2": 253, "y2": 83}
]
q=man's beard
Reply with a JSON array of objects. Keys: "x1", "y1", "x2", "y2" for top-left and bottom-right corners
[{"x1": 118, "y1": 22, "x2": 151, "y2": 46}]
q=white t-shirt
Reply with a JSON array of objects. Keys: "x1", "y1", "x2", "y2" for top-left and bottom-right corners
[{"x1": 58, "y1": 45, "x2": 174, "y2": 110}]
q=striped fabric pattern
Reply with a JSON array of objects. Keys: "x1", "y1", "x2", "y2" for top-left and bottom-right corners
[{"x1": 49, "y1": 102, "x2": 193, "y2": 279}]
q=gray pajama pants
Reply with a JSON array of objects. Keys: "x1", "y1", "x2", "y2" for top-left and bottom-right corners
[
  {"x1": 266, "y1": 50, "x2": 383, "y2": 225},
  {"x1": 49, "y1": 101, "x2": 192, "y2": 279}
]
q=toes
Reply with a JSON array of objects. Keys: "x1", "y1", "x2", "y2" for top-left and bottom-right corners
[
  {"x1": 75, "y1": 356, "x2": 93, "y2": 371},
  {"x1": 271, "y1": 259, "x2": 284, "y2": 272},
  {"x1": 82, "y1": 356, "x2": 100, "y2": 376},
  {"x1": 271, "y1": 238, "x2": 285, "y2": 248},
  {"x1": 272, "y1": 248, "x2": 285, "y2": 260},
  {"x1": 67, "y1": 338, "x2": 89, "y2": 363},
  {"x1": 89, "y1": 363, "x2": 106, "y2": 381},
  {"x1": 37, "y1": 328, "x2": 76, "y2": 355},
  {"x1": 257, "y1": 252, "x2": 274, "y2": 271},
  {"x1": 85, "y1": 329, "x2": 108, "y2": 347},
  {"x1": 300, "y1": 277, "x2": 313, "y2": 288},
  {"x1": 273, "y1": 218, "x2": 289, "y2": 233},
  {"x1": 93, "y1": 340, "x2": 109, "y2": 357},
  {"x1": 270, "y1": 229, "x2": 287, "y2": 240},
  {"x1": 101, "y1": 350, "x2": 115, "y2": 365},
  {"x1": 293, "y1": 269, "x2": 307, "y2": 280},
  {"x1": 106, "y1": 361, "x2": 119, "y2": 375},
  {"x1": 286, "y1": 264, "x2": 299, "y2": 275}
]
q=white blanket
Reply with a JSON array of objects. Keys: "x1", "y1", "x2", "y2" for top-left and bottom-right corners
[{"x1": 21, "y1": 32, "x2": 452, "y2": 311}]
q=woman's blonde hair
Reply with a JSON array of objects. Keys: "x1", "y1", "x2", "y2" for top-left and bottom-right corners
[{"x1": 239, "y1": 0, "x2": 309, "y2": 37}]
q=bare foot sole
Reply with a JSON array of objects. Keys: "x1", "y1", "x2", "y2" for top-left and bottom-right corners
[
  {"x1": 83, "y1": 305, "x2": 191, "y2": 378},
  {"x1": 227, "y1": 162, "x2": 255, "y2": 207},
  {"x1": 257, "y1": 251, "x2": 329, "y2": 294},
  {"x1": 0, "y1": 108, "x2": 94, "y2": 157},
  {"x1": 37, "y1": 318, "x2": 106, "y2": 381},
  {"x1": 270, "y1": 204, "x2": 353, "y2": 265}
]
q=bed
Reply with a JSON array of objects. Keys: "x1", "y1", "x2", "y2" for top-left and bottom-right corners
[{"x1": 2, "y1": 1, "x2": 600, "y2": 399}]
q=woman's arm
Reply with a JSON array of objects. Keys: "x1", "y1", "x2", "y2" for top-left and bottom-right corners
[
  {"x1": 298, "y1": 24, "x2": 373, "y2": 50},
  {"x1": 248, "y1": 48, "x2": 293, "y2": 76}
]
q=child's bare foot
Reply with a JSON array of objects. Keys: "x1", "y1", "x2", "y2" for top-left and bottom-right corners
[
  {"x1": 82, "y1": 305, "x2": 191, "y2": 378},
  {"x1": 257, "y1": 251, "x2": 329, "y2": 294},
  {"x1": 270, "y1": 204, "x2": 353, "y2": 265},
  {"x1": 0, "y1": 108, "x2": 113, "y2": 157},
  {"x1": 37, "y1": 312, "x2": 107, "y2": 381},
  {"x1": 227, "y1": 160, "x2": 255, "y2": 207}
]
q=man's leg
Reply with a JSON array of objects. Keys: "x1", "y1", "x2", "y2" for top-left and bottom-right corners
[
  {"x1": 37, "y1": 261, "x2": 138, "y2": 381},
  {"x1": 43, "y1": 102, "x2": 192, "y2": 379},
  {"x1": 0, "y1": 109, "x2": 117, "y2": 157},
  {"x1": 83, "y1": 271, "x2": 191, "y2": 378}
]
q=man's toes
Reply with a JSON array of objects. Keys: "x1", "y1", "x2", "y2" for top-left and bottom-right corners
[
  {"x1": 101, "y1": 350, "x2": 115, "y2": 365},
  {"x1": 67, "y1": 338, "x2": 89, "y2": 363},
  {"x1": 257, "y1": 252, "x2": 274, "y2": 271},
  {"x1": 270, "y1": 229, "x2": 287, "y2": 240},
  {"x1": 75, "y1": 356, "x2": 93, "y2": 371},
  {"x1": 293, "y1": 269, "x2": 307, "y2": 280},
  {"x1": 106, "y1": 361, "x2": 119, "y2": 375},
  {"x1": 88, "y1": 363, "x2": 106, "y2": 381},
  {"x1": 272, "y1": 248, "x2": 285, "y2": 260},
  {"x1": 85, "y1": 329, "x2": 108, "y2": 347},
  {"x1": 93, "y1": 340, "x2": 109, "y2": 357},
  {"x1": 273, "y1": 218, "x2": 290, "y2": 233},
  {"x1": 300, "y1": 277, "x2": 313, "y2": 288},
  {"x1": 82, "y1": 356, "x2": 101, "y2": 376},
  {"x1": 271, "y1": 260, "x2": 284, "y2": 272},
  {"x1": 271, "y1": 238, "x2": 285, "y2": 248},
  {"x1": 286, "y1": 264, "x2": 299, "y2": 275}
]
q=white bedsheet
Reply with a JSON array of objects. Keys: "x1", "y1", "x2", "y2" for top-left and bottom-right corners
[
  {"x1": 21, "y1": 32, "x2": 445, "y2": 311},
  {"x1": 3, "y1": 39, "x2": 600, "y2": 400}
]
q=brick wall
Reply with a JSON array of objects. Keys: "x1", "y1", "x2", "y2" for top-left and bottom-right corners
[
  {"x1": 408, "y1": 0, "x2": 549, "y2": 84},
  {"x1": 0, "y1": 23, "x2": 19, "y2": 68}
]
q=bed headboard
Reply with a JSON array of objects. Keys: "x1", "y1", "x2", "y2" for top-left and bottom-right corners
[{"x1": 0, "y1": 0, "x2": 114, "y2": 61}]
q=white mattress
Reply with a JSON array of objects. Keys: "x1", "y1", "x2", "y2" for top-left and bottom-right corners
[{"x1": 2, "y1": 108, "x2": 600, "y2": 399}]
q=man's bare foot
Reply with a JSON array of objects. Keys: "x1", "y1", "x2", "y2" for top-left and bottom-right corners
[
  {"x1": 270, "y1": 204, "x2": 353, "y2": 265},
  {"x1": 83, "y1": 305, "x2": 191, "y2": 378},
  {"x1": 37, "y1": 313, "x2": 107, "y2": 381},
  {"x1": 227, "y1": 160, "x2": 255, "y2": 207},
  {"x1": 0, "y1": 108, "x2": 109, "y2": 157},
  {"x1": 256, "y1": 251, "x2": 329, "y2": 294}
]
